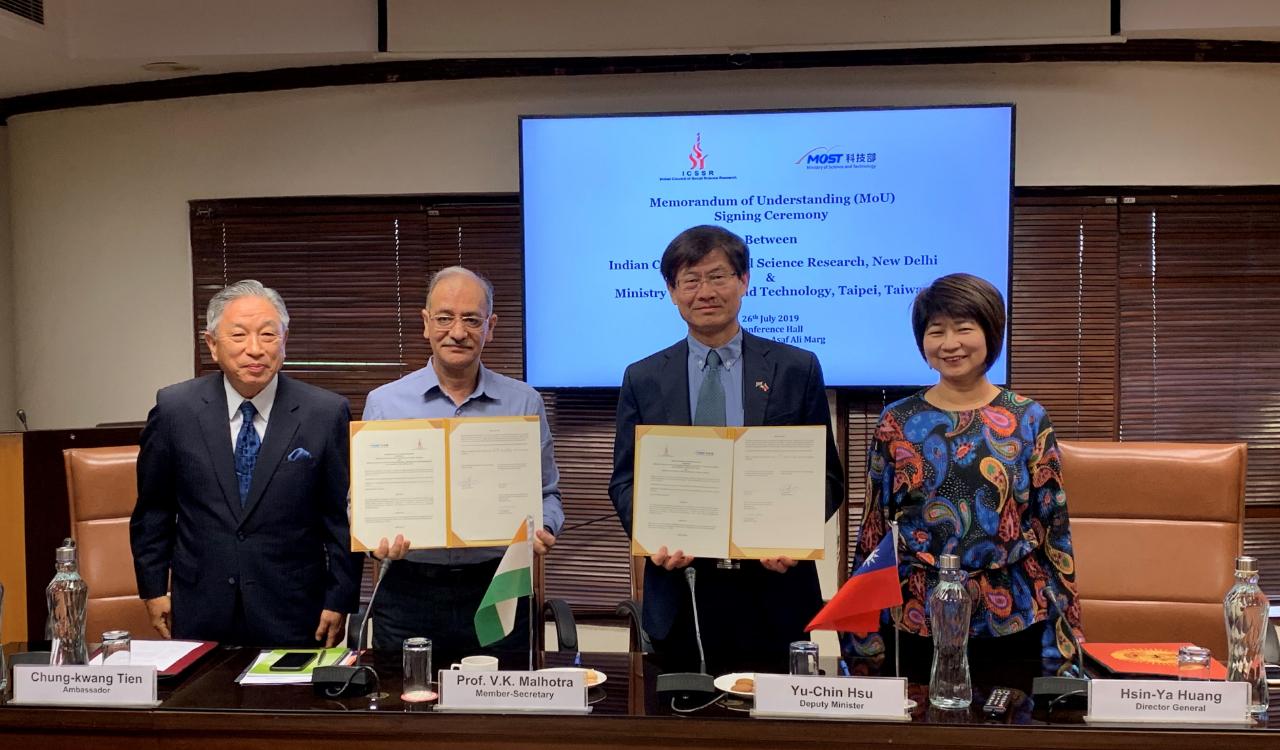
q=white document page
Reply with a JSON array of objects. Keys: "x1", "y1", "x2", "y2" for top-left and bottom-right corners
[
  {"x1": 350, "y1": 423, "x2": 448, "y2": 550},
  {"x1": 448, "y1": 418, "x2": 543, "y2": 543},
  {"x1": 730, "y1": 425, "x2": 826, "y2": 552},
  {"x1": 633, "y1": 431, "x2": 733, "y2": 559},
  {"x1": 88, "y1": 640, "x2": 203, "y2": 670}
]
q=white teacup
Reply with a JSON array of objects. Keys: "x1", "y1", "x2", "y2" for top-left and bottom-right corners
[{"x1": 449, "y1": 655, "x2": 499, "y2": 671}]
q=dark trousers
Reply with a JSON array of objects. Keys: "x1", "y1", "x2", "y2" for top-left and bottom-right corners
[
  {"x1": 651, "y1": 559, "x2": 819, "y2": 676},
  {"x1": 879, "y1": 620, "x2": 1047, "y2": 684},
  {"x1": 370, "y1": 558, "x2": 531, "y2": 658},
  {"x1": 203, "y1": 587, "x2": 317, "y2": 649}
]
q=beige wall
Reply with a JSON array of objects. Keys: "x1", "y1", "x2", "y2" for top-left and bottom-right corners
[
  {"x1": 7, "y1": 61, "x2": 1280, "y2": 428},
  {"x1": 0, "y1": 126, "x2": 14, "y2": 432}
]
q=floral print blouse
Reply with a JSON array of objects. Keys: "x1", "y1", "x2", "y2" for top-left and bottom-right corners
[{"x1": 842, "y1": 389, "x2": 1084, "y2": 670}]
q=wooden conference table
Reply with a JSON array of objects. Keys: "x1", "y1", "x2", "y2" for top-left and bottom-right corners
[{"x1": 0, "y1": 643, "x2": 1276, "y2": 749}]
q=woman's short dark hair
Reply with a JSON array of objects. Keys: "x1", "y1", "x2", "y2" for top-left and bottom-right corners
[
  {"x1": 660, "y1": 225, "x2": 750, "y2": 287},
  {"x1": 910, "y1": 273, "x2": 1006, "y2": 372}
]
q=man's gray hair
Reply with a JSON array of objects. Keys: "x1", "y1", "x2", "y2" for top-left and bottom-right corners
[
  {"x1": 427, "y1": 266, "x2": 494, "y2": 316},
  {"x1": 205, "y1": 280, "x2": 290, "y2": 334}
]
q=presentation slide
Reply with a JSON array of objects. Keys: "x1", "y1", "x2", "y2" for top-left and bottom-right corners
[{"x1": 521, "y1": 105, "x2": 1012, "y2": 387}]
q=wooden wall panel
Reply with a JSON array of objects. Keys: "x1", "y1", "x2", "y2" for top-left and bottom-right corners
[{"x1": 0, "y1": 434, "x2": 26, "y2": 642}]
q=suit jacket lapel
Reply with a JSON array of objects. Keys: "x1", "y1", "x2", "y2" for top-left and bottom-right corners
[
  {"x1": 241, "y1": 374, "x2": 300, "y2": 524},
  {"x1": 659, "y1": 340, "x2": 692, "y2": 425},
  {"x1": 195, "y1": 374, "x2": 242, "y2": 522},
  {"x1": 742, "y1": 333, "x2": 776, "y2": 426}
]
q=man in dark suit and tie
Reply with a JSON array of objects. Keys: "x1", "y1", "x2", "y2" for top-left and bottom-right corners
[
  {"x1": 610, "y1": 225, "x2": 845, "y2": 674},
  {"x1": 130, "y1": 280, "x2": 362, "y2": 647}
]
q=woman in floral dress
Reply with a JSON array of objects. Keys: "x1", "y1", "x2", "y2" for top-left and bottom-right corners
[{"x1": 842, "y1": 273, "x2": 1084, "y2": 675}]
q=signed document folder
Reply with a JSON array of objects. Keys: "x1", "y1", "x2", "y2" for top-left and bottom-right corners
[
  {"x1": 1083, "y1": 642, "x2": 1229, "y2": 679},
  {"x1": 349, "y1": 416, "x2": 543, "y2": 551},
  {"x1": 631, "y1": 424, "x2": 825, "y2": 560}
]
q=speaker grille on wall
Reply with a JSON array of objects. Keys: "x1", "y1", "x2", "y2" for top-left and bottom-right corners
[{"x1": 0, "y1": 0, "x2": 43, "y2": 25}]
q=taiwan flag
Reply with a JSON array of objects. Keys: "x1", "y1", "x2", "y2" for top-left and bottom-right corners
[{"x1": 805, "y1": 530, "x2": 902, "y2": 634}]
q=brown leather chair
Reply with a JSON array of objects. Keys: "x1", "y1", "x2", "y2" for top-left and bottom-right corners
[
  {"x1": 63, "y1": 446, "x2": 158, "y2": 640},
  {"x1": 1059, "y1": 440, "x2": 1245, "y2": 658}
]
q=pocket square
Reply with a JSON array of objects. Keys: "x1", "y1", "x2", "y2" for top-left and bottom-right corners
[{"x1": 287, "y1": 447, "x2": 313, "y2": 462}]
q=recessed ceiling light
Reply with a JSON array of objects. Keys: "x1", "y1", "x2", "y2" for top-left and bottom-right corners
[{"x1": 142, "y1": 61, "x2": 200, "y2": 73}]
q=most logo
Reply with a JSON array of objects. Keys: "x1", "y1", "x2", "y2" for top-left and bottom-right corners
[{"x1": 795, "y1": 146, "x2": 878, "y2": 169}]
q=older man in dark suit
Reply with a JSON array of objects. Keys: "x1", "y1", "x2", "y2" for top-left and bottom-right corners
[
  {"x1": 130, "y1": 280, "x2": 361, "y2": 647},
  {"x1": 610, "y1": 225, "x2": 845, "y2": 675}
]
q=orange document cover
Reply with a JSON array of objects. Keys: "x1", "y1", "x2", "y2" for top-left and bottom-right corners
[{"x1": 1083, "y1": 642, "x2": 1228, "y2": 679}]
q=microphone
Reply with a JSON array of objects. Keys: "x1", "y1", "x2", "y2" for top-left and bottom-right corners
[
  {"x1": 655, "y1": 565, "x2": 716, "y2": 695},
  {"x1": 313, "y1": 557, "x2": 386, "y2": 699},
  {"x1": 1031, "y1": 579, "x2": 1089, "y2": 708},
  {"x1": 16, "y1": 409, "x2": 28, "y2": 431},
  {"x1": 686, "y1": 568, "x2": 709, "y2": 676},
  {"x1": 354, "y1": 558, "x2": 387, "y2": 662}
]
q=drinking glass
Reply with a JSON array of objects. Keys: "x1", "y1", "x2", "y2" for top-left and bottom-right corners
[
  {"x1": 789, "y1": 640, "x2": 819, "y2": 676},
  {"x1": 102, "y1": 630, "x2": 131, "y2": 666},
  {"x1": 1177, "y1": 645, "x2": 1212, "y2": 681},
  {"x1": 401, "y1": 637, "x2": 435, "y2": 704}
]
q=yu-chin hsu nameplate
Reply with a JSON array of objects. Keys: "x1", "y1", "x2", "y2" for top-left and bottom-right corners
[
  {"x1": 11, "y1": 665, "x2": 159, "y2": 707},
  {"x1": 751, "y1": 674, "x2": 910, "y2": 720},
  {"x1": 1087, "y1": 679, "x2": 1250, "y2": 725},
  {"x1": 436, "y1": 670, "x2": 588, "y2": 713}
]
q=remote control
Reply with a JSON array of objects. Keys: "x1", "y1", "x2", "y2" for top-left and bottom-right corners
[{"x1": 983, "y1": 687, "x2": 1012, "y2": 718}]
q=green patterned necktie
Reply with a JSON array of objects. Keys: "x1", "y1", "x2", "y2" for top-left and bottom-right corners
[{"x1": 694, "y1": 349, "x2": 726, "y2": 426}]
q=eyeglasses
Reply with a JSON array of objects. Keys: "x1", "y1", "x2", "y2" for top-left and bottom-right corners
[
  {"x1": 429, "y1": 314, "x2": 487, "y2": 331},
  {"x1": 676, "y1": 271, "x2": 738, "y2": 294}
]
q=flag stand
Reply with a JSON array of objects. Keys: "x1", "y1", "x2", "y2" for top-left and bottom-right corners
[
  {"x1": 890, "y1": 520, "x2": 902, "y2": 680},
  {"x1": 888, "y1": 521, "x2": 916, "y2": 710},
  {"x1": 892, "y1": 606, "x2": 903, "y2": 678},
  {"x1": 526, "y1": 515, "x2": 535, "y2": 672},
  {"x1": 474, "y1": 515, "x2": 537, "y2": 658},
  {"x1": 892, "y1": 606, "x2": 915, "y2": 709}
]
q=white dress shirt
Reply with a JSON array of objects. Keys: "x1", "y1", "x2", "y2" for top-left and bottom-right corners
[{"x1": 223, "y1": 374, "x2": 278, "y2": 449}]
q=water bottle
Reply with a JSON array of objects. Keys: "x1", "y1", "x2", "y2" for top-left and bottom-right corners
[
  {"x1": 1224, "y1": 555, "x2": 1269, "y2": 716},
  {"x1": 929, "y1": 553, "x2": 972, "y2": 709},
  {"x1": 46, "y1": 538, "x2": 88, "y2": 665}
]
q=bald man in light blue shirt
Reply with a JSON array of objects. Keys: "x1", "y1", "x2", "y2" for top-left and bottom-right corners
[{"x1": 363, "y1": 267, "x2": 563, "y2": 654}]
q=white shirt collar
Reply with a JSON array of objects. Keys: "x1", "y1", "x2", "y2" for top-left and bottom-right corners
[{"x1": 223, "y1": 374, "x2": 279, "y2": 423}]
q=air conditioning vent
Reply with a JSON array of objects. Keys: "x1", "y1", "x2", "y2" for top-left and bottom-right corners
[{"x1": 0, "y1": 0, "x2": 43, "y2": 25}]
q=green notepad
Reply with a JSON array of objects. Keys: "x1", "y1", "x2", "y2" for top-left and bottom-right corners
[{"x1": 249, "y1": 647, "x2": 349, "y2": 675}]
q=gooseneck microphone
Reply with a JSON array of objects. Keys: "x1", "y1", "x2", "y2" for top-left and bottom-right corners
[
  {"x1": 16, "y1": 409, "x2": 28, "y2": 431},
  {"x1": 312, "y1": 558, "x2": 386, "y2": 699},
  {"x1": 355, "y1": 558, "x2": 388, "y2": 660},
  {"x1": 686, "y1": 568, "x2": 709, "y2": 676},
  {"x1": 655, "y1": 564, "x2": 716, "y2": 695},
  {"x1": 1031, "y1": 579, "x2": 1089, "y2": 707}
]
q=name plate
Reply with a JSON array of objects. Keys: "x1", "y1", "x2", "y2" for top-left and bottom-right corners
[
  {"x1": 752, "y1": 674, "x2": 909, "y2": 721},
  {"x1": 437, "y1": 670, "x2": 588, "y2": 713},
  {"x1": 11, "y1": 665, "x2": 158, "y2": 707},
  {"x1": 1087, "y1": 679, "x2": 1250, "y2": 724}
]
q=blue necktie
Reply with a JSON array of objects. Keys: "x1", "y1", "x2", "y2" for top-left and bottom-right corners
[
  {"x1": 694, "y1": 349, "x2": 726, "y2": 426},
  {"x1": 234, "y1": 400, "x2": 260, "y2": 508}
]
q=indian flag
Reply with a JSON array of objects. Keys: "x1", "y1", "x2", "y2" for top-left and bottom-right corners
[{"x1": 474, "y1": 517, "x2": 534, "y2": 647}]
